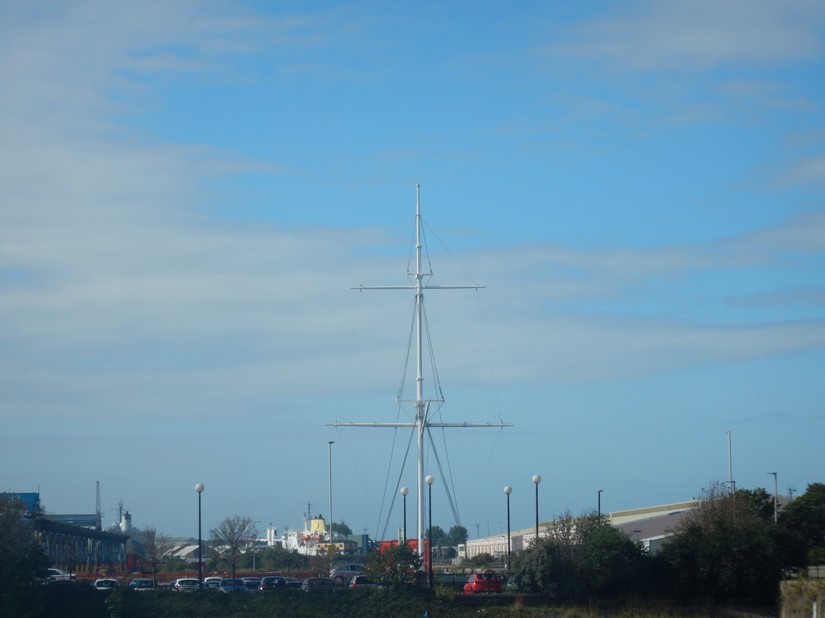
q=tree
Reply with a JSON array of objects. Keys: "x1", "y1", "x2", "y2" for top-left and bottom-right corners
[
  {"x1": 331, "y1": 522, "x2": 353, "y2": 536},
  {"x1": 210, "y1": 515, "x2": 258, "y2": 584},
  {"x1": 736, "y1": 487, "x2": 775, "y2": 521},
  {"x1": 425, "y1": 525, "x2": 446, "y2": 546},
  {"x1": 255, "y1": 545, "x2": 308, "y2": 573},
  {"x1": 779, "y1": 482, "x2": 825, "y2": 566},
  {"x1": 658, "y1": 482, "x2": 784, "y2": 604},
  {"x1": 140, "y1": 527, "x2": 174, "y2": 586},
  {"x1": 577, "y1": 514, "x2": 648, "y2": 601},
  {"x1": 364, "y1": 543, "x2": 421, "y2": 587},
  {"x1": 512, "y1": 509, "x2": 649, "y2": 604},
  {"x1": 445, "y1": 525, "x2": 468, "y2": 547},
  {"x1": 0, "y1": 495, "x2": 49, "y2": 615}
]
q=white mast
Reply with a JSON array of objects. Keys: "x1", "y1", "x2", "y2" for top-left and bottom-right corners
[{"x1": 330, "y1": 185, "x2": 511, "y2": 557}]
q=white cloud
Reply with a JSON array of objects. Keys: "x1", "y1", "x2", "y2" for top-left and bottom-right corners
[
  {"x1": 778, "y1": 153, "x2": 825, "y2": 189},
  {"x1": 546, "y1": 0, "x2": 825, "y2": 72}
]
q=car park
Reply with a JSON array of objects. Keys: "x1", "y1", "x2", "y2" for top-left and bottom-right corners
[
  {"x1": 463, "y1": 570, "x2": 502, "y2": 594},
  {"x1": 94, "y1": 578, "x2": 119, "y2": 592},
  {"x1": 174, "y1": 578, "x2": 199, "y2": 592},
  {"x1": 259, "y1": 576, "x2": 287, "y2": 590}
]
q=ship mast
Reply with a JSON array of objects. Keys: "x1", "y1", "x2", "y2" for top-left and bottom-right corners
[{"x1": 330, "y1": 185, "x2": 511, "y2": 558}]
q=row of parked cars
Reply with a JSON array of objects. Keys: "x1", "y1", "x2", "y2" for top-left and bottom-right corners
[
  {"x1": 124, "y1": 575, "x2": 341, "y2": 593},
  {"x1": 50, "y1": 565, "x2": 503, "y2": 595}
]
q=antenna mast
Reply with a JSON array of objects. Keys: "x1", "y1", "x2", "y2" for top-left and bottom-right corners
[
  {"x1": 95, "y1": 481, "x2": 102, "y2": 530},
  {"x1": 330, "y1": 185, "x2": 511, "y2": 557}
]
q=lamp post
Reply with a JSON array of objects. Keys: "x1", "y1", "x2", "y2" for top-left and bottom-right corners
[
  {"x1": 768, "y1": 472, "x2": 778, "y2": 524},
  {"x1": 195, "y1": 483, "x2": 204, "y2": 590},
  {"x1": 503, "y1": 486, "x2": 512, "y2": 573},
  {"x1": 328, "y1": 441, "x2": 334, "y2": 540},
  {"x1": 400, "y1": 487, "x2": 409, "y2": 544},
  {"x1": 532, "y1": 474, "x2": 542, "y2": 544},
  {"x1": 598, "y1": 489, "x2": 603, "y2": 518},
  {"x1": 425, "y1": 474, "x2": 434, "y2": 589}
]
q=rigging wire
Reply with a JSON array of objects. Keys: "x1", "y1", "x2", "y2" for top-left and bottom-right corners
[
  {"x1": 377, "y1": 424, "x2": 416, "y2": 542},
  {"x1": 422, "y1": 218, "x2": 483, "y2": 288},
  {"x1": 426, "y1": 428, "x2": 462, "y2": 526},
  {"x1": 421, "y1": 304, "x2": 462, "y2": 521},
  {"x1": 372, "y1": 298, "x2": 417, "y2": 539},
  {"x1": 395, "y1": 298, "x2": 417, "y2": 408}
]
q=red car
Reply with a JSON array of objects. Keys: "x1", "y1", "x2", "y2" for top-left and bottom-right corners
[{"x1": 463, "y1": 570, "x2": 502, "y2": 594}]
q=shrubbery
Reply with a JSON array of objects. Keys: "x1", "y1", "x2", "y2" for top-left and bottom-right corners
[{"x1": 512, "y1": 481, "x2": 825, "y2": 607}]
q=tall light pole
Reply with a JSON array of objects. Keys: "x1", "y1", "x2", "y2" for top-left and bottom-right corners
[
  {"x1": 400, "y1": 487, "x2": 409, "y2": 544},
  {"x1": 598, "y1": 489, "x2": 603, "y2": 518},
  {"x1": 768, "y1": 472, "x2": 778, "y2": 524},
  {"x1": 532, "y1": 474, "x2": 542, "y2": 544},
  {"x1": 328, "y1": 441, "x2": 334, "y2": 540},
  {"x1": 195, "y1": 483, "x2": 204, "y2": 590},
  {"x1": 426, "y1": 474, "x2": 434, "y2": 589},
  {"x1": 503, "y1": 486, "x2": 512, "y2": 573}
]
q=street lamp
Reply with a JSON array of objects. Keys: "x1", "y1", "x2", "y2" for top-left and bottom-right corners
[
  {"x1": 598, "y1": 489, "x2": 603, "y2": 518},
  {"x1": 532, "y1": 474, "x2": 542, "y2": 543},
  {"x1": 768, "y1": 472, "x2": 778, "y2": 524},
  {"x1": 328, "y1": 441, "x2": 334, "y2": 540},
  {"x1": 400, "y1": 487, "x2": 409, "y2": 544},
  {"x1": 503, "y1": 486, "x2": 512, "y2": 573},
  {"x1": 195, "y1": 483, "x2": 204, "y2": 590},
  {"x1": 425, "y1": 474, "x2": 434, "y2": 589}
]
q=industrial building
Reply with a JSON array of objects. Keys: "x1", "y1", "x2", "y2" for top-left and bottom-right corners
[
  {"x1": 3, "y1": 492, "x2": 129, "y2": 575},
  {"x1": 459, "y1": 500, "x2": 700, "y2": 562}
]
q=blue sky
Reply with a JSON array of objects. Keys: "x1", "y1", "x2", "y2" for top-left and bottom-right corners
[{"x1": 2, "y1": 1, "x2": 824, "y2": 540}]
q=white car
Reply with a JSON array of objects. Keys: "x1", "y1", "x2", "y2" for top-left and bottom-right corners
[
  {"x1": 47, "y1": 568, "x2": 75, "y2": 582},
  {"x1": 203, "y1": 576, "x2": 222, "y2": 589},
  {"x1": 94, "y1": 578, "x2": 119, "y2": 591},
  {"x1": 174, "y1": 578, "x2": 200, "y2": 592}
]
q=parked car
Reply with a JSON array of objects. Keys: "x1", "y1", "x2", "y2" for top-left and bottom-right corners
[
  {"x1": 94, "y1": 578, "x2": 119, "y2": 592},
  {"x1": 284, "y1": 577, "x2": 303, "y2": 590},
  {"x1": 218, "y1": 578, "x2": 247, "y2": 593},
  {"x1": 174, "y1": 578, "x2": 200, "y2": 592},
  {"x1": 302, "y1": 577, "x2": 335, "y2": 593},
  {"x1": 259, "y1": 576, "x2": 287, "y2": 591},
  {"x1": 128, "y1": 578, "x2": 154, "y2": 590},
  {"x1": 329, "y1": 563, "x2": 364, "y2": 585},
  {"x1": 463, "y1": 570, "x2": 502, "y2": 594},
  {"x1": 47, "y1": 568, "x2": 75, "y2": 582},
  {"x1": 242, "y1": 577, "x2": 261, "y2": 592},
  {"x1": 203, "y1": 576, "x2": 222, "y2": 589}
]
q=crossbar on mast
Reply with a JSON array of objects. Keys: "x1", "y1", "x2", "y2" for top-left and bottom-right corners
[{"x1": 329, "y1": 185, "x2": 511, "y2": 558}]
